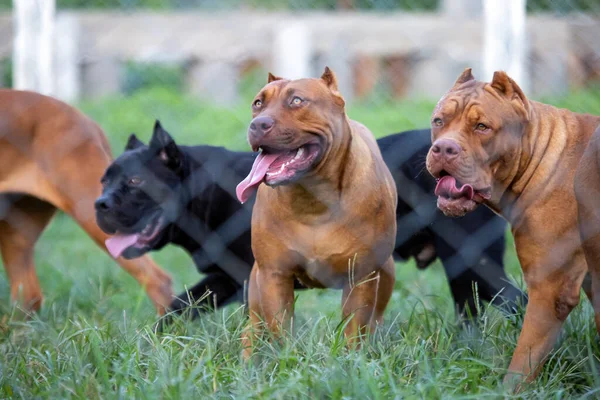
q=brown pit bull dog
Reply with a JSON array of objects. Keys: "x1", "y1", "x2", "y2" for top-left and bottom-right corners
[
  {"x1": 425, "y1": 69, "x2": 600, "y2": 387},
  {"x1": 236, "y1": 68, "x2": 397, "y2": 356},
  {"x1": 0, "y1": 89, "x2": 172, "y2": 314}
]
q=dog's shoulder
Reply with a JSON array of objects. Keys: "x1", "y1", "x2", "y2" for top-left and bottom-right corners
[
  {"x1": 179, "y1": 145, "x2": 256, "y2": 207},
  {"x1": 181, "y1": 145, "x2": 253, "y2": 176},
  {"x1": 179, "y1": 145, "x2": 255, "y2": 240}
]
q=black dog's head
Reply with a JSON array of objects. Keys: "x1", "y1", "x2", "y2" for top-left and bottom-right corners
[{"x1": 96, "y1": 120, "x2": 185, "y2": 259}]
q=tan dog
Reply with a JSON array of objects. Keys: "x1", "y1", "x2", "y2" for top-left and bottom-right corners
[
  {"x1": 236, "y1": 68, "x2": 397, "y2": 355},
  {"x1": 575, "y1": 128, "x2": 600, "y2": 335},
  {"x1": 425, "y1": 69, "x2": 600, "y2": 386},
  {"x1": 0, "y1": 89, "x2": 172, "y2": 314}
]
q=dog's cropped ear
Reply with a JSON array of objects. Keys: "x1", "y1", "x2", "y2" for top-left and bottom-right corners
[
  {"x1": 451, "y1": 68, "x2": 475, "y2": 90},
  {"x1": 149, "y1": 120, "x2": 182, "y2": 170},
  {"x1": 491, "y1": 71, "x2": 524, "y2": 99},
  {"x1": 320, "y1": 66, "x2": 345, "y2": 107},
  {"x1": 320, "y1": 66, "x2": 339, "y2": 92},
  {"x1": 268, "y1": 72, "x2": 283, "y2": 83},
  {"x1": 125, "y1": 133, "x2": 145, "y2": 151},
  {"x1": 490, "y1": 71, "x2": 531, "y2": 120}
]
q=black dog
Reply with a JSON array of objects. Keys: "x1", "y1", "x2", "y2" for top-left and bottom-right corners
[{"x1": 96, "y1": 121, "x2": 524, "y2": 319}]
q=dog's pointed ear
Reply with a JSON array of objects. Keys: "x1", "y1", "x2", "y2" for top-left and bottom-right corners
[
  {"x1": 149, "y1": 120, "x2": 182, "y2": 169},
  {"x1": 452, "y1": 68, "x2": 475, "y2": 89},
  {"x1": 490, "y1": 71, "x2": 531, "y2": 120},
  {"x1": 490, "y1": 71, "x2": 518, "y2": 96},
  {"x1": 268, "y1": 72, "x2": 283, "y2": 83},
  {"x1": 320, "y1": 66, "x2": 339, "y2": 92},
  {"x1": 125, "y1": 133, "x2": 145, "y2": 151},
  {"x1": 149, "y1": 120, "x2": 173, "y2": 149},
  {"x1": 320, "y1": 66, "x2": 345, "y2": 107}
]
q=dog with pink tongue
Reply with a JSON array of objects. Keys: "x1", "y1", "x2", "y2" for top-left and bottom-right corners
[{"x1": 236, "y1": 67, "x2": 398, "y2": 358}]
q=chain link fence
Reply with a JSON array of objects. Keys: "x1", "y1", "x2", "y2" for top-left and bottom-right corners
[{"x1": 0, "y1": 0, "x2": 599, "y2": 317}]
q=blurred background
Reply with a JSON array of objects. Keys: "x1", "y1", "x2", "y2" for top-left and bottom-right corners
[
  {"x1": 0, "y1": 0, "x2": 599, "y2": 320},
  {"x1": 2, "y1": 1, "x2": 599, "y2": 142}
]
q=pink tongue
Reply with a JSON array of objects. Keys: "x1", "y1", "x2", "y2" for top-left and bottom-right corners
[
  {"x1": 105, "y1": 234, "x2": 140, "y2": 259},
  {"x1": 434, "y1": 176, "x2": 474, "y2": 200},
  {"x1": 236, "y1": 152, "x2": 280, "y2": 203}
]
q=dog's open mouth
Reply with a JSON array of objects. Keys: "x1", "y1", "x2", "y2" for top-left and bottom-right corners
[
  {"x1": 236, "y1": 143, "x2": 321, "y2": 203},
  {"x1": 105, "y1": 214, "x2": 164, "y2": 259},
  {"x1": 434, "y1": 173, "x2": 491, "y2": 217}
]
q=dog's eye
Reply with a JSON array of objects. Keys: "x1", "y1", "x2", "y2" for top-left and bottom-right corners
[
  {"x1": 291, "y1": 97, "x2": 303, "y2": 106},
  {"x1": 432, "y1": 118, "x2": 443, "y2": 127},
  {"x1": 253, "y1": 99, "x2": 262, "y2": 108},
  {"x1": 476, "y1": 123, "x2": 489, "y2": 132},
  {"x1": 128, "y1": 177, "x2": 142, "y2": 186}
]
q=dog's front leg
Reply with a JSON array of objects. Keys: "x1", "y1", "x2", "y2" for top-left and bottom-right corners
[
  {"x1": 504, "y1": 232, "x2": 586, "y2": 390},
  {"x1": 341, "y1": 257, "x2": 394, "y2": 346},
  {"x1": 242, "y1": 263, "x2": 295, "y2": 359},
  {"x1": 503, "y1": 285, "x2": 576, "y2": 390}
]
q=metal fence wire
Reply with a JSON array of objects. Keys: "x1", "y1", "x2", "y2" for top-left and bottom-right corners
[{"x1": 1, "y1": 0, "x2": 599, "y2": 319}]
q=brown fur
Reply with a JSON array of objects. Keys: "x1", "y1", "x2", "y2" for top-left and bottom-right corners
[
  {"x1": 425, "y1": 69, "x2": 600, "y2": 387},
  {"x1": 242, "y1": 68, "x2": 397, "y2": 357},
  {"x1": 0, "y1": 89, "x2": 172, "y2": 314},
  {"x1": 575, "y1": 127, "x2": 600, "y2": 337}
]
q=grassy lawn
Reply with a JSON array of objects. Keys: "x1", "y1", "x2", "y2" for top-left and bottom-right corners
[{"x1": 0, "y1": 86, "x2": 599, "y2": 398}]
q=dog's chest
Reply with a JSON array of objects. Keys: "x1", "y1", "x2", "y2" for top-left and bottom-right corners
[
  {"x1": 288, "y1": 222, "x2": 370, "y2": 288},
  {"x1": 296, "y1": 257, "x2": 344, "y2": 288},
  {"x1": 289, "y1": 221, "x2": 354, "y2": 257}
]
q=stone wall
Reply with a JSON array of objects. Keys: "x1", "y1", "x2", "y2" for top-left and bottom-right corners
[{"x1": 0, "y1": 11, "x2": 597, "y2": 103}]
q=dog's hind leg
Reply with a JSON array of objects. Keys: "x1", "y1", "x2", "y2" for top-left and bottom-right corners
[
  {"x1": 589, "y1": 270, "x2": 600, "y2": 333},
  {"x1": 436, "y1": 230, "x2": 524, "y2": 317},
  {"x1": 169, "y1": 271, "x2": 243, "y2": 319},
  {"x1": 0, "y1": 195, "x2": 56, "y2": 313}
]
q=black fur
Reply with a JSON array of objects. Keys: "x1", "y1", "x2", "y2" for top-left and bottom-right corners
[{"x1": 96, "y1": 123, "x2": 525, "y2": 320}]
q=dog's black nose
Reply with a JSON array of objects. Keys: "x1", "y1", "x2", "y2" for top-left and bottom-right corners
[
  {"x1": 249, "y1": 116, "x2": 274, "y2": 139},
  {"x1": 95, "y1": 196, "x2": 113, "y2": 212}
]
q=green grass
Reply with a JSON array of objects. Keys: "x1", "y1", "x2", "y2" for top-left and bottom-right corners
[
  {"x1": 76, "y1": 87, "x2": 438, "y2": 153},
  {"x1": 1, "y1": 87, "x2": 600, "y2": 398}
]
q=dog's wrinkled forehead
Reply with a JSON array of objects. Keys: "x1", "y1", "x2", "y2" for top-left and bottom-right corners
[
  {"x1": 436, "y1": 82, "x2": 509, "y2": 126},
  {"x1": 257, "y1": 78, "x2": 332, "y2": 105},
  {"x1": 104, "y1": 147, "x2": 156, "y2": 182}
]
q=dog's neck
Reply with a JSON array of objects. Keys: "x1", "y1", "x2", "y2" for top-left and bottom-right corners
[
  {"x1": 494, "y1": 101, "x2": 600, "y2": 225},
  {"x1": 274, "y1": 115, "x2": 355, "y2": 216},
  {"x1": 165, "y1": 151, "x2": 212, "y2": 252}
]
